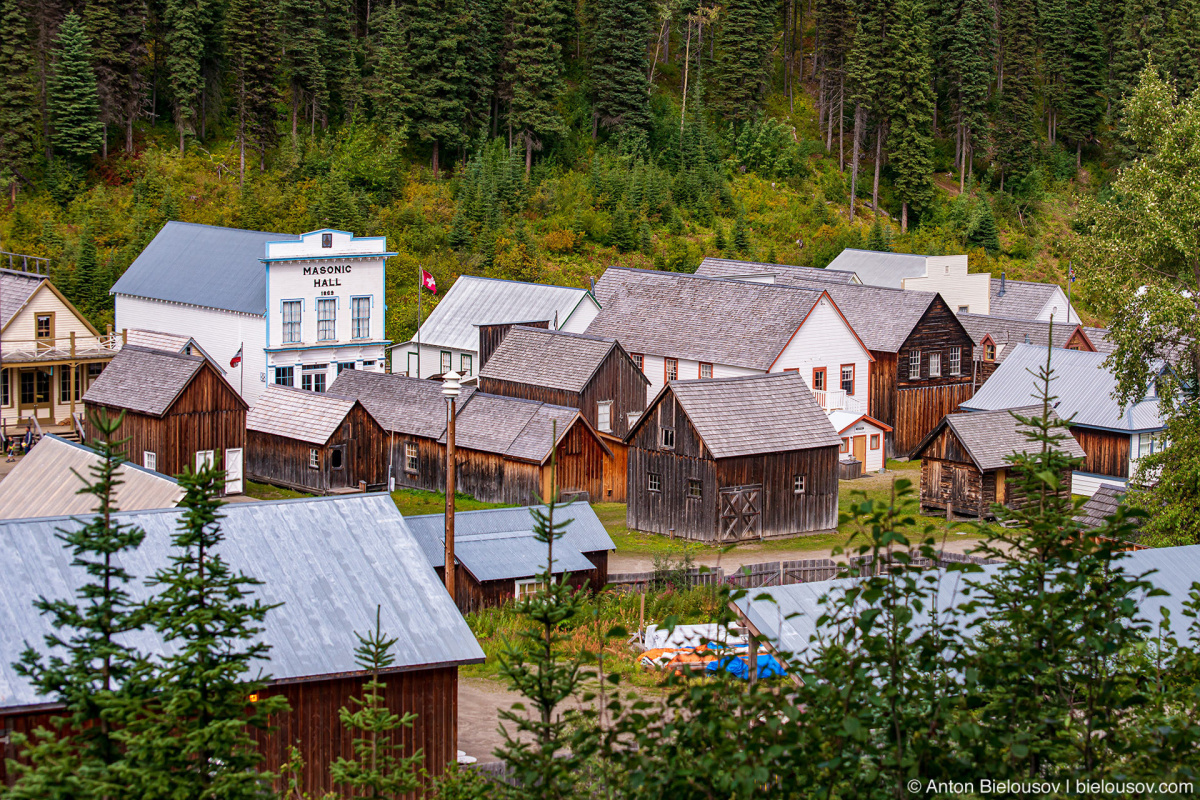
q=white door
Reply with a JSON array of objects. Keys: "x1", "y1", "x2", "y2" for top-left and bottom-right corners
[
  {"x1": 195, "y1": 450, "x2": 215, "y2": 471},
  {"x1": 225, "y1": 448, "x2": 244, "y2": 495}
]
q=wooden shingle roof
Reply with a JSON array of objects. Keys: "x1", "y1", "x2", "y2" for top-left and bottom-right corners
[
  {"x1": 989, "y1": 278, "x2": 1061, "y2": 319},
  {"x1": 1073, "y1": 485, "x2": 1126, "y2": 531},
  {"x1": 246, "y1": 385, "x2": 357, "y2": 445},
  {"x1": 328, "y1": 370, "x2": 475, "y2": 438},
  {"x1": 658, "y1": 372, "x2": 842, "y2": 459},
  {"x1": 587, "y1": 267, "x2": 824, "y2": 369},
  {"x1": 915, "y1": 406, "x2": 1086, "y2": 471},
  {"x1": 478, "y1": 326, "x2": 647, "y2": 393},
  {"x1": 957, "y1": 313, "x2": 1084, "y2": 360},
  {"x1": 696, "y1": 257, "x2": 860, "y2": 284},
  {"x1": 83, "y1": 345, "x2": 212, "y2": 417},
  {"x1": 0, "y1": 269, "x2": 45, "y2": 329},
  {"x1": 448, "y1": 393, "x2": 602, "y2": 463}
]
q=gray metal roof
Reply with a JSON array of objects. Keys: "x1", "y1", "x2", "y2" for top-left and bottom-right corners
[
  {"x1": 246, "y1": 385, "x2": 356, "y2": 445},
  {"x1": 405, "y1": 275, "x2": 597, "y2": 352},
  {"x1": 83, "y1": 345, "x2": 212, "y2": 417},
  {"x1": 1074, "y1": 485, "x2": 1126, "y2": 531},
  {"x1": 448, "y1": 393, "x2": 590, "y2": 462},
  {"x1": 660, "y1": 372, "x2": 842, "y2": 459},
  {"x1": 957, "y1": 313, "x2": 1082, "y2": 361},
  {"x1": 0, "y1": 494, "x2": 484, "y2": 710},
  {"x1": 735, "y1": 544, "x2": 1200, "y2": 659},
  {"x1": 328, "y1": 370, "x2": 475, "y2": 438},
  {"x1": 479, "y1": 326, "x2": 646, "y2": 393},
  {"x1": 0, "y1": 269, "x2": 46, "y2": 329},
  {"x1": 989, "y1": 277, "x2": 1061, "y2": 320},
  {"x1": 916, "y1": 406, "x2": 1086, "y2": 471},
  {"x1": 587, "y1": 268, "x2": 823, "y2": 370},
  {"x1": 961, "y1": 344, "x2": 1164, "y2": 433},
  {"x1": 695, "y1": 257, "x2": 860, "y2": 285},
  {"x1": 111, "y1": 221, "x2": 296, "y2": 316},
  {"x1": 824, "y1": 249, "x2": 929, "y2": 288},
  {"x1": 0, "y1": 435, "x2": 183, "y2": 520}
]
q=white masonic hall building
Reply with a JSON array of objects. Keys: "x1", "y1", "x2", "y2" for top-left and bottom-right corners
[{"x1": 113, "y1": 222, "x2": 393, "y2": 406}]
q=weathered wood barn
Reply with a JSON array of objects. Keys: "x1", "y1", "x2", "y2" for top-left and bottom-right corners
[
  {"x1": 0, "y1": 494, "x2": 484, "y2": 792},
  {"x1": 245, "y1": 384, "x2": 387, "y2": 494},
  {"x1": 477, "y1": 319, "x2": 551, "y2": 371},
  {"x1": 957, "y1": 313, "x2": 1096, "y2": 384},
  {"x1": 626, "y1": 372, "x2": 841, "y2": 542},
  {"x1": 693, "y1": 260, "x2": 979, "y2": 457},
  {"x1": 913, "y1": 407, "x2": 1086, "y2": 518},
  {"x1": 960, "y1": 344, "x2": 1164, "y2": 497},
  {"x1": 405, "y1": 503, "x2": 616, "y2": 613},
  {"x1": 328, "y1": 370, "x2": 611, "y2": 505},
  {"x1": 477, "y1": 325, "x2": 649, "y2": 501},
  {"x1": 82, "y1": 345, "x2": 247, "y2": 493}
]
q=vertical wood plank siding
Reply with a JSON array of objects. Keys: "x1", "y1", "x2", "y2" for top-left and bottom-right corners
[
  {"x1": 83, "y1": 362, "x2": 247, "y2": 486},
  {"x1": 1069, "y1": 427, "x2": 1130, "y2": 478},
  {"x1": 437, "y1": 564, "x2": 603, "y2": 614},
  {"x1": 246, "y1": 404, "x2": 387, "y2": 494},
  {"x1": 893, "y1": 384, "x2": 976, "y2": 456},
  {"x1": 477, "y1": 320, "x2": 550, "y2": 371}
]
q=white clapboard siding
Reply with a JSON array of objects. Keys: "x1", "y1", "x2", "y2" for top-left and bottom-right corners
[
  {"x1": 637, "y1": 353, "x2": 760, "y2": 397},
  {"x1": 115, "y1": 295, "x2": 268, "y2": 406},
  {"x1": 770, "y1": 296, "x2": 872, "y2": 405},
  {"x1": 1071, "y1": 471, "x2": 1127, "y2": 498}
]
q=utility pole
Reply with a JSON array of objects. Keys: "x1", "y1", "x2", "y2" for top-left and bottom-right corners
[{"x1": 442, "y1": 370, "x2": 462, "y2": 600}]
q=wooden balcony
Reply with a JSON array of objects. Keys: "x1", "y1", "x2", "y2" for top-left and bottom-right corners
[{"x1": 812, "y1": 388, "x2": 867, "y2": 416}]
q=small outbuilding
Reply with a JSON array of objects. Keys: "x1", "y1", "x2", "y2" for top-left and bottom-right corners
[
  {"x1": 827, "y1": 411, "x2": 892, "y2": 473},
  {"x1": 404, "y1": 502, "x2": 616, "y2": 613},
  {"x1": 82, "y1": 345, "x2": 248, "y2": 493},
  {"x1": 912, "y1": 406, "x2": 1086, "y2": 518},
  {"x1": 245, "y1": 384, "x2": 387, "y2": 494},
  {"x1": 625, "y1": 372, "x2": 842, "y2": 542}
]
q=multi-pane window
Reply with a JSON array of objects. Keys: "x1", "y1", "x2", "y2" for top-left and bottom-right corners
[
  {"x1": 440, "y1": 352, "x2": 452, "y2": 373},
  {"x1": 35, "y1": 314, "x2": 52, "y2": 339},
  {"x1": 275, "y1": 366, "x2": 294, "y2": 387},
  {"x1": 841, "y1": 364, "x2": 855, "y2": 395},
  {"x1": 909, "y1": 350, "x2": 922, "y2": 379},
  {"x1": 1, "y1": 369, "x2": 8, "y2": 406},
  {"x1": 351, "y1": 296, "x2": 370, "y2": 339},
  {"x1": 661, "y1": 427, "x2": 675, "y2": 449},
  {"x1": 301, "y1": 364, "x2": 327, "y2": 393},
  {"x1": 338, "y1": 362, "x2": 355, "y2": 374},
  {"x1": 460, "y1": 354, "x2": 473, "y2": 376},
  {"x1": 928, "y1": 352, "x2": 942, "y2": 378},
  {"x1": 665, "y1": 358, "x2": 678, "y2": 382},
  {"x1": 648, "y1": 473, "x2": 662, "y2": 492},
  {"x1": 793, "y1": 474, "x2": 806, "y2": 494},
  {"x1": 631, "y1": 353, "x2": 644, "y2": 371},
  {"x1": 282, "y1": 301, "x2": 302, "y2": 343},
  {"x1": 687, "y1": 479, "x2": 702, "y2": 499},
  {"x1": 948, "y1": 347, "x2": 961, "y2": 375},
  {"x1": 700, "y1": 363, "x2": 713, "y2": 379},
  {"x1": 317, "y1": 298, "x2": 336, "y2": 341},
  {"x1": 597, "y1": 401, "x2": 612, "y2": 433},
  {"x1": 958, "y1": 305, "x2": 970, "y2": 313},
  {"x1": 812, "y1": 368, "x2": 826, "y2": 391},
  {"x1": 144, "y1": 451, "x2": 157, "y2": 471},
  {"x1": 405, "y1": 442, "x2": 419, "y2": 473},
  {"x1": 984, "y1": 343, "x2": 996, "y2": 361},
  {"x1": 59, "y1": 366, "x2": 82, "y2": 403},
  {"x1": 516, "y1": 579, "x2": 546, "y2": 600},
  {"x1": 309, "y1": 448, "x2": 320, "y2": 469}
]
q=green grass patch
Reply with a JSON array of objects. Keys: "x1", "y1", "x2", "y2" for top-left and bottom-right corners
[
  {"x1": 389, "y1": 488, "x2": 513, "y2": 517},
  {"x1": 243, "y1": 481, "x2": 311, "y2": 501}
]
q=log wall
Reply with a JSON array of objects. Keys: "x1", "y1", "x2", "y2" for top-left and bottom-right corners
[{"x1": 246, "y1": 403, "x2": 387, "y2": 494}]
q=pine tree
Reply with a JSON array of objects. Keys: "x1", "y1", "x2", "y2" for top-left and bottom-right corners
[
  {"x1": 463, "y1": 0, "x2": 502, "y2": 137},
  {"x1": 316, "y1": 172, "x2": 363, "y2": 233},
  {"x1": 448, "y1": 205, "x2": 472, "y2": 249},
  {"x1": 711, "y1": 0, "x2": 775, "y2": 123},
  {"x1": 227, "y1": 0, "x2": 280, "y2": 184},
  {"x1": 610, "y1": 205, "x2": 635, "y2": 252},
  {"x1": 0, "y1": 0, "x2": 39, "y2": 202},
  {"x1": 368, "y1": 2, "x2": 412, "y2": 134},
  {"x1": 733, "y1": 209, "x2": 751, "y2": 253},
  {"x1": 1164, "y1": 0, "x2": 1200, "y2": 96},
  {"x1": 48, "y1": 12, "x2": 103, "y2": 162},
  {"x1": 866, "y1": 217, "x2": 891, "y2": 251},
  {"x1": 1038, "y1": 0, "x2": 1070, "y2": 145},
  {"x1": 1059, "y1": 0, "x2": 1105, "y2": 168},
  {"x1": 405, "y1": 0, "x2": 469, "y2": 173},
  {"x1": 947, "y1": 0, "x2": 993, "y2": 187},
  {"x1": 590, "y1": 0, "x2": 651, "y2": 132},
  {"x1": 322, "y1": 0, "x2": 360, "y2": 125},
  {"x1": 163, "y1": 0, "x2": 204, "y2": 152},
  {"x1": 75, "y1": 233, "x2": 100, "y2": 314},
  {"x1": 968, "y1": 198, "x2": 1000, "y2": 253},
  {"x1": 997, "y1": 0, "x2": 1037, "y2": 189},
  {"x1": 887, "y1": 0, "x2": 935, "y2": 232},
  {"x1": 1109, "y1": 0, "x2": 1165, "y2": 111},
  {"x1": 847, "y1": 0, "x2": 890, "y2": 219},
  {"x1": 83, "y1": 0, "x2": 146, "y2": 157},
  {"x1": 713, "y1": 221, "x2": 726, "y2": 251},
  {"x1": 278, "y1": 0, "x2": 329, "y2": 137},
  {"x1": 506, "y1": 0, "x2": 566, "y2": 175},
  {"x1": 329, "y1": 608, "x2": 424, "y2": 798},
  {"x1": 121, "y1": 462, "x2": 288, "y2": 798},
  {"x1": 9, "y1": 411, "x2": 149, "y2": 798}
]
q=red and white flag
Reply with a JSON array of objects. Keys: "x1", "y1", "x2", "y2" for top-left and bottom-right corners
[
  {"x1": 421, "y1": 269, "x2": 437, "y2": 294},
  {"x1": 229, "y1": 344, "x2": 243, "y2": 369}
]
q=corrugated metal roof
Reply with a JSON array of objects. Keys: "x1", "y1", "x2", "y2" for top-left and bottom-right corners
[
  {"x1": 824, "y1": 249, "x2": 929, "y2": 288},
  {"x1": 957, "y1": 313, "x2": 1081, "y2": 360},
  {"x1": 479, "y1": 327, "x2": 638, "y2": 394},
  {"x1": 406, "y1": 502, "x2": 615, "y2": 568},
  {"x1": 664, "y1": 373, "x2": 842, "y2": 459},
  {"x1": 0, "y1": 494, "x2": 484, "y2": 709},
  {"x1": 406, "y1": 275, "x2": 596, "y2": 352},
  {"x1": 989, "y1": 277, "x2": 1061, "y2": 320},
  {"x1": 246, "y1": 385, "x2": 357, "y2": 445},
  {"x1": 0, "y1": 269, "x2": 45, "y2": 329},
  {"x1": 696, "y1": 257, "x2": 860, "y2": 284},
  {"x1": 83, "y1": 345, "x2": 210, "y2": 417},
  {"x1": 736, "y1": 544, "x2": 1200, "y2": 658},
  {"x1": 961, "y1": 344, "x2": 1163, "y2": 433},
  {"x1": 0, "y1": 435, "x2": 183, "y2": 519},
  {"x1": 587, "y1": 268, "x2": 823, "y2": 370},
  {"x1": 448, "y1": 393, "x2": 585, "y2": 462},
  {"x1": 110, "y1": 221, "x2": 296, "y2": 316},
  {"x1": 916, "y1": 407, "x2": 1086, "y2": 471},
  {"x1": 328, "y1": 370, "x2": 475, "y2": 438}
]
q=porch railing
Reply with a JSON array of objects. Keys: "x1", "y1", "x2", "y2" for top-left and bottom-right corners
[
  {"x1": 811, "y1": 388, "x2": 868, "y2": 415},
  {"x1": 0, "y1": 331, "x2": 118, "y2": 361}
]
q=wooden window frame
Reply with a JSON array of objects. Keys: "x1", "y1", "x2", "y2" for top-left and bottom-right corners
[
  {"x1": 330, "y1": 446, "x2": 345, "y2": 471},
  {"x1": 661, "y1": 427, "x2": 675, "y2": 450},
  {"x1": 34, "y1": 312, "x2": 55, "y2": 341},
  {"x1": 195, "y1": 450, "x2": 215, "y2": 471},
  {"x1": 648, "y1": 473, "x2": 662, "y2": 492},
  {"x1": 840, "y1": 437, "x2": 850, "y2": 453},
  {"x1": 308, "y1": 448, "x2": 320, "y2": 469},
  {"x1": 596, "y1": 400, "x2": 613, "y2": 433},
  {"x1": 515, "y1": 578, "x2": 546, "y2": 600},
  {"x1": 664, "y1": 357, "x2": 679, "y2": 383},
  {"x1": 908, "y1": 350, "x2": 922, "y2": 379},
  {"x1": 350, "y1": 296, "x2": 371, "y2": 340},
  {"x1": 699, "y1": 362, "x2": 713, "y2": 379},
  {"x1": 405, "y1": 442, "x2": 419, "y2": 474},
  {"x1": 281, "y1": 300, "x2": 302, "y2": 344},
  {"x1": 630, "y1": 353, "x2": 644, "y2": 371},
  {"x1": 1, "y1": 369, "x2": 8, "y2": 407},
  {"x1": 460, "y1": 353, "x2": 473, "y2": 375},
  {"x1": 840, "y1": 363, "x2": 855, "y2": 395},
  {"x1": 948, "y1": 346, "x2": 961, "y2": 376},
  {"x1": 793, "y1": 474, "x2": 806, "y2": 494},
  {"x1": 811, "y1": 367, "x2": 826, "y2": 392},
  {"x1": 440, "y1": 351, "x2": 452, "y2": 373},
  {"x1": 687, "y1": 478, "x2": 702, "y2": 499},
  {"x1": 870, "y1": 434, "x2": 880, "y2": 450},
  {"x1": 626, "y1": 411, "x2": 641, "y2": 428},
  {"x1": 274, "y1": 366, "x2": 294, "y2": 387},
  {"x1": 144, "y1": 451, "x2": 157, "y2": 471},
  {"x1": 928, "y1": 352, "x2": 942, "y2": 378},
  {"x1": 316, "y1": 297, "x2": 337, "y2": 341},
  {"x1": 983, "y1": 341, "x2": 996, "y2": 361}
]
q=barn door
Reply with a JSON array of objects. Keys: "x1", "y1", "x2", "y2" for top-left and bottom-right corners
[
  {"x1": 224, "y1": 448, "x2": 243, "y2": 495},
  {"x1": 719, "y1": 484, "x2": 762, "y2": 541},
  {"x1": 329, "y1": 445, "x2": 348, "y2": 488},
  {"x1": 950, "y1": 466, "x2": 972, "y2": 511}
]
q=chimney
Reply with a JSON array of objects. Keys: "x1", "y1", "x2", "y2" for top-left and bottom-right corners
[
  {"x1": 999, "y1": 272, "x2": 1006, "y2": 297},
  {"x1": 590, "y1": 276, "x2": 596, "y2": 292}
]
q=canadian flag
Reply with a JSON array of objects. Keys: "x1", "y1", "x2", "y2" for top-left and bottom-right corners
[
  {"x1": 421, "y1": 269, "x2": 437, "y2": 294},
  {"x1": 229, "y1": 344, "x2": 243, "y2": 369}
]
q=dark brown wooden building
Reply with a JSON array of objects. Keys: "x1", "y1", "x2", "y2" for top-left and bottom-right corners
[
  {"x1": 82, "y1": 344, "x2": 248, "y2": 493},
  {"x1": 245, "y1": 384, "x2": 387, "y2": 494},
  {"x1": 477, "y1": 325, "x2": 649, "y2": 502},
  {"x1": 0, "y1": 494, "x2": 484, "y2": 793},
  {"x1": 957, "y1": 313, "x2": 1097, "y2": 384},
  {"x1": 477, "y1": 319, "x2": 551, "y2": 371},
  {"x1": 625, "y1": 372, "x2": 841, "y2": 542},
  {"x1": 328, "y1": 370, "x2": 612, "y2": 505},
  {"x1": 912, "y1": 407, "x2": 1086, "y2": 518},
  {"x1": 405, "y1": 503, "x2": 615, "y2": 613}
]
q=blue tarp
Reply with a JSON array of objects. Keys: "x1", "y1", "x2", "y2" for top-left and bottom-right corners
[{"x1": 705, "y1": 654, "x2": 786, "y2": 680}]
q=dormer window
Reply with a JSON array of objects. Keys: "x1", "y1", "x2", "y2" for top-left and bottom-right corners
[
  {"x1": 321, "y1": 233, "x2": 333, "y2": 248},
  {"x1": 984, "y1": 342, "x2": 996, "y2": 361}
]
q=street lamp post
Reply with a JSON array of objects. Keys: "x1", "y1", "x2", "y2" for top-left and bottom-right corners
[{"x1": 442, "y1": 370, "x2": 461, "y2": 600}]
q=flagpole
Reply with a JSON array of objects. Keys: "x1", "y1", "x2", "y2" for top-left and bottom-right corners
[
  {"x1": 239, "y1": 342, "x2": 244, "y2": 398},
  {"x1": 1067, "y1": 262, "x2": 1073, "y2": 325},
  {"x1": 416, "y1": 267, "x2": 422, "y2": 378}
]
